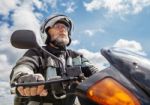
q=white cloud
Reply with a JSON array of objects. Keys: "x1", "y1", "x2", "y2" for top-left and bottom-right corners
[
  {"x1": 84, "y1": 29, "x2": 95, "y2": 36},
  {"x1": 0, "y1": 41, "x2": 25, "y2": 82},
  {"x1": 0, "y1": 54, "x2": 8, "y2": 65},
  {"x1": 0, "y1": 0, "x2": 17, "y2": 15},
  {"x1": 72, "y1": 40, "x2": 80, "y2": 46},
  {"x1": 113, "y1": 39, "x2": 146, "y2": 55},
  {"x1": 83, "y1": 0, "x2": 150, "y2": 15},
  {"x1": 78, "y1": 49, "x2": 108, "y2": 70},
  {"x1": 32, "y1": 0, "x2": 42, "y2": 9},
  {"x1": 11, "y1": 3, "x2": 43, "y2": 44},
  {"x1": 12, "y1": 6, "x2": 40, "y2": 31},
  {"x1": 0, "y1": 23, "x2": 10, "y2": 41},
  {"x1": 0, "y1": 0, "x2": 43, "y2": 16},
  {"x1": 84, "y1": 28, "x2": 105, "y2": 36},
  {"x1": 0, "y1": 23, "x2": 25, "y2": 67},
  {"x1": 61, "y1": 2, "x2": 77, "y2": 13},
  {"x1": 43, "y1": 0, "x2": 58, "y2": 9},
  {"x1": 0, "y1": 54, "x2": 12, "y2": 80},
  {"x1": 83, "y1": 0, "x2": 103, "y2": 12}
]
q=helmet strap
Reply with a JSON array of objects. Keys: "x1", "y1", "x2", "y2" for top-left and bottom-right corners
[{"x1": 67, "y1": 36, "x2": 71, "y2": 46}]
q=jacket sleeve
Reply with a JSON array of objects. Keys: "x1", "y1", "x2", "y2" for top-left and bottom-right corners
[
  {"x1": 10, "y1": 48, "x2": 41, "y2": 83},
  {"x1": 81, "y1": 55, "x2": 99, "y2": 77}
]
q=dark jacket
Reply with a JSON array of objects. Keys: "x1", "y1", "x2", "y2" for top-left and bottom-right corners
[
  {"x1": 10, "y1": 46, "x2": 98, "y2": 105},
  {"x1": 10, "y1": 46, "x2": 98, "y2": 82}
]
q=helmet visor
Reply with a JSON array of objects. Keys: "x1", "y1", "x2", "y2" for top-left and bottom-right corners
[{"x1": 45, "y1": 15, "x2": 72, "y2": 32}]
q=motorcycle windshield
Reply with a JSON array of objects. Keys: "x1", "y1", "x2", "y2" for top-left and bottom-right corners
[{"x1": 101, "y1": 47, "x2": 150, "y2": 96}]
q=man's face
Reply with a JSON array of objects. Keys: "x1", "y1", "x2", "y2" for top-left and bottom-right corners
[{"x1": 48, "y1": 23, "x2": 69, "y2": 47}]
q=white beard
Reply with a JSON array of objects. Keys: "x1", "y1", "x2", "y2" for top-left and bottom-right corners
[{"x1": 52, "y1": 35, "x2": 69, "y2": 47}]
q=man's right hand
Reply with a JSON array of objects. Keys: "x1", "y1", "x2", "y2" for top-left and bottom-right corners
[{"x1": 17, "y1": 74, "x2": 48, "y2": 96}]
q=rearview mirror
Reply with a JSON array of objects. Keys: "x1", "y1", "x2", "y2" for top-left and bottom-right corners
[{"x1": 10, "y1": 30, "x2": 39, "y2": 49}]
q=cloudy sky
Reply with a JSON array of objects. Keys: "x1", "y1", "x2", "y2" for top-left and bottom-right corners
[{"x1": 0, "y1": 0, "x2": 150, "y2": 104}]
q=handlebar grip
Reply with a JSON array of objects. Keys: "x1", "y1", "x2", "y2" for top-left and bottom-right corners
[{"x1": 11, "y1": 81, "x2": 45, "y2": 87}]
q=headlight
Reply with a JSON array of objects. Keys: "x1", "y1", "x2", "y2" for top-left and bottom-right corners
[{"x1": 87, "y1": 78, "x2": 140, "y2": 105}]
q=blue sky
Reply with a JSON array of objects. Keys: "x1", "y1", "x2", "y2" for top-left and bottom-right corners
[{"x1": 0, "y1": 0, "x2": 150, "y2": 104}]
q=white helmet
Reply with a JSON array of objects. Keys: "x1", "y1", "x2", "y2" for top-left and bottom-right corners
[{"x1": 40, "y1": 14, "x2": 73, "y2": 46}]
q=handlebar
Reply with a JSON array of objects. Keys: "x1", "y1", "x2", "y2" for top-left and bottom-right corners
[{"x1": 11, "y1": 77, "x2": 78, "y2": 87}]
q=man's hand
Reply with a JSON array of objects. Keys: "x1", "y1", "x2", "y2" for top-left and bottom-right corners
[{"x1": 17, "y1": 74, "x2": 48, "y2": 96}]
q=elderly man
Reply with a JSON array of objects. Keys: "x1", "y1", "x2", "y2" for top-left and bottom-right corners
[{"x1": 10, "y1": 14, "x2": 98, "y2": 105}]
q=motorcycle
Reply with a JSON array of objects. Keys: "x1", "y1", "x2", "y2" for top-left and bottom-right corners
[{"x1": 10, "y1": 30, "x2": 150, "y2": 105}]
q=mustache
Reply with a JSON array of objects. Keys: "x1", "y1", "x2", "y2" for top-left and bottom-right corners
[
  {"x1": 51, "y1": 36, "x2": 69, "y2": 47},
  {"x1": 54, "y1": 34, "x2": 68, "y2": 38}
]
